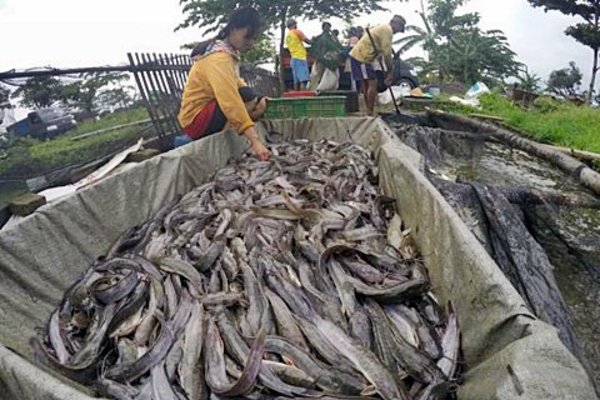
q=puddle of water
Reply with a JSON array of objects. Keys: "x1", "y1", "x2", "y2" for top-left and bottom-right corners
[{"x1": 450, "y1": 143, "x2": 585, "y2": 194}]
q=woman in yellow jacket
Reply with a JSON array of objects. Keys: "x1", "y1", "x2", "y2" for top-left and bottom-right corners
[{"x1": 178, "y1": 7, "x2": 271, "y2": 161}]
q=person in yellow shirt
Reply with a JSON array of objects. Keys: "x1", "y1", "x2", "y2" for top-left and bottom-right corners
[
  {"x1": 349, "y1": 15, "x2": 406, "y2": 116},
  {"x1": 178, "y1": 7, "x2": 270, "y2": 161},
  {"x1": 285, "y1": 19, "x2": 312, "y2": 90}
]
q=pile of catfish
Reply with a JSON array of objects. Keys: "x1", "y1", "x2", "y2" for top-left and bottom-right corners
[{"x1": 36, "y1": 139, "x2": 460, "y2": 400}]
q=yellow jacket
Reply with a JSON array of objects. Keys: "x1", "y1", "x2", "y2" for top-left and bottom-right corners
[
  {"x1": 178, "y1": 52, "x2": 253, "y2": 134},
  {"x1": 349, "y1": 24, "x2": 394, "y2": 70}
]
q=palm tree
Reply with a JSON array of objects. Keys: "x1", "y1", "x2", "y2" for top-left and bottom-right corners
[
  {"x1": 442, "y1": 27, "x2": 521, "y2": 84},
  {"x1": 395, "y1": 0, "x2": 521, "y2": 85},
  {"x1": 394, "y1": 1, "x2": 437, "y2": 60},
  {"x1": 517, "y1": 69, "x2": 542, "y2": 93}
]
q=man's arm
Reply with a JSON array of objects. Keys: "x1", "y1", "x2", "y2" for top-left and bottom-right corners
[{"x1": 297, "y1": 30, "x2": 312, "y2": 45}]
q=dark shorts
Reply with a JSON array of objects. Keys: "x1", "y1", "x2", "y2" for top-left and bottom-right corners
[
  {"x1": 350, "y1": 56, "x2": 376, "y2": 81},
  {"x1": 183, "y1": 87, "x2": 258, "y2": 140}
]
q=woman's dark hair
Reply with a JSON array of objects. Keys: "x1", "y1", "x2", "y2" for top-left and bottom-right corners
[
  {"x1": 217, "y1": 7, "x2": 264, "y2": 40},
  {"x1": 191, "y1": 39, "x2": 214, "y2": 58},
  {"x1": 191, "y1": 7, "x2": 264, "y2": 58}
]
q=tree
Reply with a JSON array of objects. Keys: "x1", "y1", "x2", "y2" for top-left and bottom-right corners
[
  {"x1": 427, "y1": 0, "x2": 479, "y2": 38},
  {"x1": 59, "y1": 72, "x2": 130, "y2": 112},
  {"x1": 396, "y1": 0, "x2": 479, "y2": 54},
  {"x1": 396, "y1": 0, "x2": 520, "y2": 85},
  {"x1": 239, "y1": 34, "x2": 275, "y2": 67},
  {"x1": 547, "y1": 61, "x2": 583, "y2": 97},
  {"x1": 395, "y1": 1, "x2": 438, "y2": 60},
  {"x1": 527, "y1": 0, "x2": 600, "y2": 103},
  {"x1": 11, "y1": 76, "x2": 62, "y2": 109},
  {"x1": 443, "y1": 28, "x2": 520, "y2": 85},
  {"x1": 177, "y1": 0, "x2": 405, "y2": 89},
  {"x1": 96, "y1": 86, "x2": 136, "y2": 110},
  {"x1": 429, "y1": 27, "x2": 511, "y2": 84},
  {"x1": 517, "y1": 69, "x2": 543, "y2": 93}
]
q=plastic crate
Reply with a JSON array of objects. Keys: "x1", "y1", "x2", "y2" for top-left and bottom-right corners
[
  {"x1": 264, "y1": 96, "x2": 346, "y2": 119},
  {"x1": 318, "y1": 90, "x2": 360, "y2": 113}
]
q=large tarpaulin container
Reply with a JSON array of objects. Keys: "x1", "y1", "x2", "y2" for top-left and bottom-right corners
[{"x1": 0, "y1": 117, "x2": 595, "y2": 399}]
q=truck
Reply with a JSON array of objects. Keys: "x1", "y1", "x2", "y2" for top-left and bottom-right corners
[{"x1": 6, "y1": 107, "x2": 77, "y2": 140}]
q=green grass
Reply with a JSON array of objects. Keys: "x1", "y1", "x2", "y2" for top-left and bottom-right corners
[
  {"x1": 434, "y1": 93, "x2": 600, "y2": 154},
  {"x1": 62, "y1": 107, "x2": 149, "y2": 139},
  {"x1": 0, "y1": 107, "x2": 153, "y2": 178}
]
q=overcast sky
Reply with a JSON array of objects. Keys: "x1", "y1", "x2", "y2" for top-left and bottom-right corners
[{"x1": 0, "y1": 0, "x2": 595, "y2": 91}]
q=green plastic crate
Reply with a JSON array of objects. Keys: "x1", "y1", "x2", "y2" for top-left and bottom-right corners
[{"x1": 264, "y1": 96, "x2": 346, "y2": 119}]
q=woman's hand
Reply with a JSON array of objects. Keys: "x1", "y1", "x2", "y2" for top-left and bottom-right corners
[
  {"x1": 243, "y1": 126, "x2": 271, "y2": 161},
  {"x1": 251, "y1": 139, "x2": 271, "y2": 161}
]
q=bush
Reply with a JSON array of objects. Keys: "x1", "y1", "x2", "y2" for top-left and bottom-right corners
[{"x1": 533, "y1": 96, "x2": 562, "y2": 113}]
